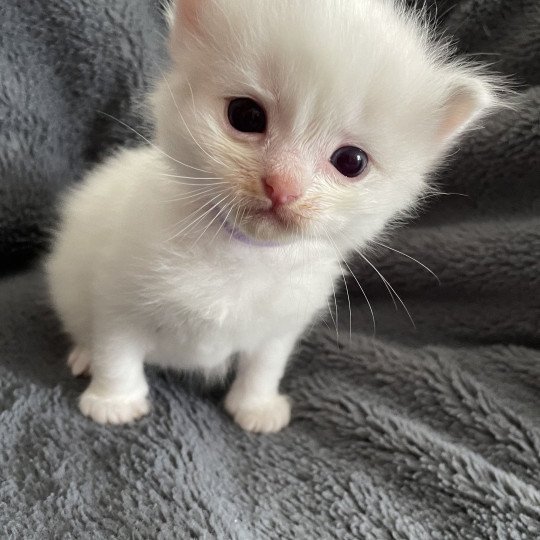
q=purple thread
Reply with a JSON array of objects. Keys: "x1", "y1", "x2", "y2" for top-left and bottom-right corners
[{"x1": 216, "y1": 208, "x2": 280, "y2": 248}]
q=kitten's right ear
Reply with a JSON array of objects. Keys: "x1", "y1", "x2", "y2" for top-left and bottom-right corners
[{"x1": 168, "y1": 0, "x2": 202, "y2": 40}]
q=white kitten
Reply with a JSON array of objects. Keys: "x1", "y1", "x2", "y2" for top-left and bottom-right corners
[{"x1": 46, "y1": 0, "x2": 500, "y2": 432}]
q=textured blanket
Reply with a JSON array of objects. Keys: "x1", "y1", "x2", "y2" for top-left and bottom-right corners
[{"x1": 1, "y1": 1, "x2": 539, "y2": 538}]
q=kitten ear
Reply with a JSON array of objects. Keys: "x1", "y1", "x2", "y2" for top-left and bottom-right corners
[
  {"x1": 436, "y1": 73, "x2": 498, "y2": 144},
  {"x1": 179, "y1": 0, "x2": 201, "y2": 32},
  {"x1": 170, "y1": 0, "x2": 202, "y2": 36}
]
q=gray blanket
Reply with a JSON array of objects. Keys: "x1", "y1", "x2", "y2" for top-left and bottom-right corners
[{"x1": 1, "y1": 1, "x2": 539, "y2": 538}]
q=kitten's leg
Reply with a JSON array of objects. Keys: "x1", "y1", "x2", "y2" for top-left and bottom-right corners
[
  {"x1": 224, "y1": 334, "x2": 298, "y2": 433},
  {"x1": 67, "y1": 346, "x2": 91, "y2": 377},
  {"x1": 79, "y1": 331, "x2": 150, "y2": 425}
]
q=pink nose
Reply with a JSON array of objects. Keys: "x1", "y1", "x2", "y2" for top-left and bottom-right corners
[{"x1": 263, "y1": 174, "x2": 302, "y2": 207}]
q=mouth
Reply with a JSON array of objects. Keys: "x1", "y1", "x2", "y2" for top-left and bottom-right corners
[
  {"x1": 251, "y1": 206, "x2": 292, "y2": 225},
  {"x1": 214, "y1": 202, "x2": 303, "y2": 246},
  {"x1": 252, "y1": 195, "x2": 314, "y2": 224}
]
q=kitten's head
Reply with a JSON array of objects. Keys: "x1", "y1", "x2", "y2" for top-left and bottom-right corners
[{"x1": 155, "y1": 0, "x2": 501, "y2": 248}]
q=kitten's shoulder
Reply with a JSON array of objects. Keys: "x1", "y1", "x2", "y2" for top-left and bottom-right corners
[
  {"x1": 88, "y1": 145, "x2": 165, "y2": 185},
  {"x1": 55, "y1": 145, "x2": 165, "y2": 238}
]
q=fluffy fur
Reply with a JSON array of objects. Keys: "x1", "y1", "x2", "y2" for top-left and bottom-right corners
[{"x1": 46, "y1": 0, "x2": 500, "y2": 432}]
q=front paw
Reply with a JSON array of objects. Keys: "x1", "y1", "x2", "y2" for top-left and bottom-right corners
[
  {"x1": 224, "y1": 392, "x2": 291, "y2": 433},
  {"x1": 79, "y1": 389, "x2": 150, "y2": 425}
]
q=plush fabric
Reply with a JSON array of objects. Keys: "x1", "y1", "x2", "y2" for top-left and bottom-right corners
[
  {"x1": 0, "y1": 0, "x2": 165, "y2": 275},
  {"x1": 1, "y1": 0, "x2": 539, "y2": 538}
]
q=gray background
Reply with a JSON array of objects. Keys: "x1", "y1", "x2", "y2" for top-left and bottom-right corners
[{"x1": 1, "y1": 0, "x2": 539, "y2": 538}]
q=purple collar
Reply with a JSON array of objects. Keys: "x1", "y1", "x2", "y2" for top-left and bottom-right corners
[
  {"x1": 221, "y1": 217, "x2": 281, "y2": 248},
  {"x1": 212, "y1": 205, "x2": 280, "y2": 247}
]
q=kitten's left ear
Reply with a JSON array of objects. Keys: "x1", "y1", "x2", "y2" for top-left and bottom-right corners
[{"x1": 436, "y1": 72, "x2": 499, "y2": 145}]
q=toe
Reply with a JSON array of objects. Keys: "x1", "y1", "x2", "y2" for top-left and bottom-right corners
[
  {"x1": 67, "y1": 347, "x2": 91, "y2": 377},
  {"x1": 79, "y1": 391, "x2": 150, "y2": 425},
  {"x1": 226, "y1": 394, "x2": 291, "y2": 434}
]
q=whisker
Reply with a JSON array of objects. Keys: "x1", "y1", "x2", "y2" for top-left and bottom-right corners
[
  {"x1": 320, "y1": 318, "x2": 332, "y2": 333},
  {"x1": 191, "y1": 196, "x2": 236, "y2": 248},
  {"x1": 159, "y1": 173, "x2": 225, "y2": 182},
  {"x1": 298, "y1": 224, "x2": 313, "y2": 325},
  {"x1": 159, "y1": 187, "x2": 218, "y2": 204},
  {"x1": 186, "y1": 80, "x2": 197, "y2": 115},
  {"x1": 238, "y1": 204, "x2": 247, "y2": 231},
  {"x1": 180, "y1": 194, "x2": 232, "y2": 240},
  {"x1": 324, "y1": 297, "x2": 339, "y2": 344},
  {"x1": 97, "y1": 111, "x2": 213, "y2": 174},
  {"x1": 161, "y1": 181, "x2": 227, "y2": 189},
  {"x1": 315, "y1": 237, "x2": 340, "y2": 344},
  {"x1": 328, "y1": 277, "x2": 340, "y2": 345},
  {"x1": 228, "y1": 203, "x2": 241, "y2": 244},
  {"x1": 210, "y1": 197, "x2": 238, "y2": 244},
  {"x1": 308, "y1": 238, "x2": 338, "y2": 343},
  {"x1": 167, "y1": 192, "x2": 230, "y2": 241},
  {"x1": 327, "y1": 234, "x2": 376, "y2": 336},
  {"x1": 333, "y1": 231, "x2": 398, "y2": 313},
  {"x1": 371, "y1": 241, "x2": 441, "y2": 284},
  {"x1": 166, "y1": 188, "x2": 227, "y2": 229},
  {"x1": 341, "y1": 257, "x2": 376, "y2": 336},
  {"x1": 322, "y1": 231, "x2": 351, "y2": 342},
  {"x1": 356, "y1": 249, "x2": 416, "y2": 329},
  {"x1": 338, "y1": 259, "x2": 352, "y2": 343},
  {"x1": 161, "y1": 73, "x2": 227, "y2": 169},
  {"x1": 416, "y1": 191, "x2": 469, "y2": 203},
  {"x1": 161, "y1": 186, "x2": 227, "y2": 200}
]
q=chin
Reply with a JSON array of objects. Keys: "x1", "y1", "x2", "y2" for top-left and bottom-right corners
[{"x1": 240, "y1": 206, "x2": 311, "y2": 243}]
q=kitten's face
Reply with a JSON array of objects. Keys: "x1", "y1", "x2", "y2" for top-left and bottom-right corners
[{"x1": 156, "y1": 0, "x2": 494, "y2": 249}]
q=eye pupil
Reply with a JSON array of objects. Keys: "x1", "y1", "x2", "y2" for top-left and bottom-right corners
[
  {"x1": 330, "y1": 146, "x2": 368, "y2": 178},
  {"x1": 228, "y1": 98, "x2": 266, "y2": 133}
]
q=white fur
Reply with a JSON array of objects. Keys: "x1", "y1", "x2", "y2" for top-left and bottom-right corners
[{"x1": 46, "y1": 0, "x2": 499, "y2": 432}]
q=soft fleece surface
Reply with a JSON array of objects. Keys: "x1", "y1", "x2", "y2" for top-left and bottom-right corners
[{"x1": 1, "y1": 1, "x2": 539, "y2": 538}]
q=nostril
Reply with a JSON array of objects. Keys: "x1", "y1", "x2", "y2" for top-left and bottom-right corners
[
  {"x1": 262, "y1": 176, "x2": 300, "y2": 207},
  {"x1": 285, "y1": 194, "x2": 297, "y2": 204}
]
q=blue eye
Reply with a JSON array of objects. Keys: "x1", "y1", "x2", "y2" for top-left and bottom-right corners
[
  {"x1": 228, "y1": 98, "x2": 267, "y2": 133},
  {"x1": 330, "y1": 146, "x2": 368, "y2": 178}
]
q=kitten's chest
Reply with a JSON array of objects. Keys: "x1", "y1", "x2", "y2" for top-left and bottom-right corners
[{"x1": 150, "y1": 250, "x2": 337, "y2": 340}]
